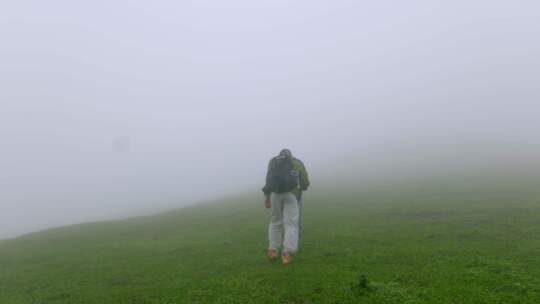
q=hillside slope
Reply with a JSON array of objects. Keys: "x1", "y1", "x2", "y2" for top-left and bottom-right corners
[{"x1": 1, "y1": 178, "x2": 540, "y2": 304}]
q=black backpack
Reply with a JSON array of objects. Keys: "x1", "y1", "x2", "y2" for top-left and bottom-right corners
[{"x1": 270, "y1": 157, "x2": 300, "y2": 193}]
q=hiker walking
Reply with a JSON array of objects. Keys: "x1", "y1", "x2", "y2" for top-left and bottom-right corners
[{"x1": 263, "y1": 149, "x2": 310, "y2": 265}]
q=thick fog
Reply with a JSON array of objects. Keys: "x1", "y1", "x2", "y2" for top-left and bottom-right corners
[{"x1": 1, "y1": 1, "x2": 539, "y2": 239}]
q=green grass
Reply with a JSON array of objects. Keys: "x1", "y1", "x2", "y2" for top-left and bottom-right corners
[{"x1": 1, "y1": 178, "x2": 540, "y2": 303}]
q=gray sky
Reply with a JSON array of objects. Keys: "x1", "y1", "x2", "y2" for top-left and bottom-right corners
[{"x1": 1, "y1": 0, "x2": 539, "y2": 239}]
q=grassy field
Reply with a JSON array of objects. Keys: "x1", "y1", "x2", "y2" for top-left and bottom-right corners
[{"x1": 1, "y1": 177, "x2": 540, "y2": 303}]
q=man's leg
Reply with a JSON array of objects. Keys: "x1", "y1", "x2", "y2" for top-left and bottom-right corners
[
  {"x1": 268, "y1": 193, "x2": 283, "y2": 251},
  {"x1": 297, "y1": 196, "x2": 303, "y2": 251},
  {"x1": 282, "y1": 192, "x2": 299, "y2": 254}
]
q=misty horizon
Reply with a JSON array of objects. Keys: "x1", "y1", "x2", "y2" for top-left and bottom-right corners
[{"x1": 2, "y1": 1, "x2": 539, "y2": 239}]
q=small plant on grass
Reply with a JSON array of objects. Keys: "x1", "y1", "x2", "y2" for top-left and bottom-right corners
[{"x1": 351, "y1": 273, "x2": 373, "y2": 296}]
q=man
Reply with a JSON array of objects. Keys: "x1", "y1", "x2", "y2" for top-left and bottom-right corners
[{"x1": 262, "y1": 149, "x2": 310, "y2": 265}]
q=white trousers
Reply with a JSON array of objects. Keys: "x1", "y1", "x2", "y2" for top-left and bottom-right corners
[{"x1": 268, "y1": 192, "x2": 299, "y2": 254}]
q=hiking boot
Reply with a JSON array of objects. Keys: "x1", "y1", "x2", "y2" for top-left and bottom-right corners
[
  {"x1": 282, "y1": 252, "x2": 293, "y2": 265},
  {"x1": 267, "y1": 249, "x2": 279, "y2": 261}
]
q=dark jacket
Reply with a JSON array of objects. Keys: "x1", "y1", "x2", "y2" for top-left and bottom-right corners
[{"x1": 262, "y1": 157, "x2": 310, "y2": 198}]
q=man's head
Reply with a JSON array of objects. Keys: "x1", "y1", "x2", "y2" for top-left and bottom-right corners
[{"x1": 278, "y1": 148, "x2": 293, "y2": 159}]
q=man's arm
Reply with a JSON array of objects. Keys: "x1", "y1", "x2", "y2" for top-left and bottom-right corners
[
  {"x1": 262, "y1": 159, "x2": 274, "y2": 207},
  {"x1": 295, "y1": 159, "x2": 310, "y2": 191}
]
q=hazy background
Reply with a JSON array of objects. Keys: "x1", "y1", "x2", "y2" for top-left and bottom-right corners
[{"x1": 1, "y1": 0, "x2": 539, "y2": 239}]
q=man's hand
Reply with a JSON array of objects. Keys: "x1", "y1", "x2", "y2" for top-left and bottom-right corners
[{"x1": 264, "y1": 197, "x2": 271, "y2": 209}]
